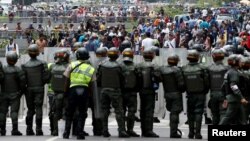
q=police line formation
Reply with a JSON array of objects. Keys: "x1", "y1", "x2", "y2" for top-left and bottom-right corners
[{"x1": 0, "y1": 42, "x2": 249, "y2": 140}]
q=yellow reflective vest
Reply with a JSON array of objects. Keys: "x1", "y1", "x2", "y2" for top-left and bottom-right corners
[{"x1": 70, "y1": 61, "x2": 95, "y2": 88}]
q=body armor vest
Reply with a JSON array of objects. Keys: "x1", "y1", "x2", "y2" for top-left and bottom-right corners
[
  {"x1": 183, "y1": 66, "x2": 205, "y2": 93},
  {"x1": 161, "y1": 67, "x2": 179, "y2": 93},
  {"x1": 123, "y1": 65, "x2": 137, "y2": 89},
  {"x1": 141, "y1": 67, "x2": 154, "y2": 89},
  {"x1": 208, "y1": 65, "x2": 228, "y2": 92},
  {"x1": 100, "y1": 62, "x2": 121, "y2": 88},
  {"x1": 51, "y1": 64, "x2": 68, "y2": 92},
  {"x1": 3, "y1": 69, "x2": 19, "y2": 93},
  {"x1": 24, "y1": 64, "x2": 44, "y2": 87}
]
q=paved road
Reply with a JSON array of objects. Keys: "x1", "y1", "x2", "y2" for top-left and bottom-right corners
[{"x1": 3, "y1": 113, "x2": 208, "y2": 141}]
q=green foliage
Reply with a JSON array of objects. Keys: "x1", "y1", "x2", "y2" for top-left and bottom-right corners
[
  {"x1": 0, "y1": 39, "x2": 9, "y2": 49},
  {"x1": 154, "y1": 5, "x2": 183, "y2": 17}
]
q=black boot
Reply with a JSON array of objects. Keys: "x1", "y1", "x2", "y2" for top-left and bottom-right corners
[
  {"x1": 12, "y1": 124, "x2": 22, "y2": 136},
  {"x1": 204, "y1": 113, "x2": 212, "y2": 124},
  {"x1": 153, "y1": 117, "x2": 160, "y2": 123},
  {"x1": 188, "y1": 120, "x2": 195, "y2": 139},
  {"x1": 195, "y1": 115, "x2": 203, "y2": 139},
  {"x1": 170, "y1": 113, "x2": 181, "y2": 138},
  {"x1": 52, "y1": 117, "x2": 58, "y2": 136},
  {"x1": 26, "y1": 117, "x2": 35, "y2": 136},
  {"x1": 103, "y1": 131, "x2": 111, "y2": 137},
  {"x1": 127, "y1": 118, "x2": 139, "y2": 137},
  {"x1": 0, "y1": 123, "x2": 6, "y2": 136},
  {"x1": 49, "y1": 112, "x2": 54, "y2": 135},
  {"x1": 63, "y1": 119, "x2": 72, "y2": 139},
  {"x1": 142, "y1": 131, "x2": 159, "y2": 138},
  {"x1": 36, "y1": 118, "x2": 43, "y2": 136},
  {"x1": 119, "y1": 131, "x2": 130, "y2": 138}
]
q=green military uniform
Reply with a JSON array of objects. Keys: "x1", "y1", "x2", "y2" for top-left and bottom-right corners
[
  {"x1": 49, "y1": 61, "x2": 69, "y2": 136},
  {"x1": 207, "y1": 49, "x2": 229, "y2": 125},
  {"x1": 119, "y1": 48, "x2": 140, "y2": 137},
  {"x1": 22, "y1": 44, "x2": 50, "y2": 136},
  {"x1": 220, "y1": 67, "x2": 247, "y2": 125},
  {"x1": 96, "y1": 47, "x2": 128, "y2": 138},
  {"x1": 182, "y1": 50, "x2": 209, "y2": 139},
  {"x1": 159, "y1": 55, "x2": 185, "y2": 138},
  {"x1": 137, "y1": 61, "x2": 160, "y2": 137},
  {"x1": 219, "y1": 55, "x2": 248, "y2": 125}
]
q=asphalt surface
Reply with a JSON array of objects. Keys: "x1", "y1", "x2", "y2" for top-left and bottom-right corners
[{"x1": 3, "y1": 112, "x2": 208, "y2": 141}]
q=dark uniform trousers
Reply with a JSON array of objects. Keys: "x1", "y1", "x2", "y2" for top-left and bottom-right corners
[
  {"x1": 139, "y1": 90, "x2": 155, "y2": 134},
  {"x1": 209, "y1": 91, "x2": 225, "y2": 125},
  {"x1": 25, "y1": 87, "x2": 44, "y2": 130},
  {"x1": 101, "y1": 88, "x2": 125, "y2": 133},
  {"x1": 219, "y1": 101, "x2": 246, "y2": 125},
  {"x1": 52, "y1": 93, "x2": 66, "y2": 133},
  {"x1": 187, "y1": 94, "x2": 206, "y2": 135},
  {"x1": 48, "y1": 93, "x2": 55, "y2": 132},
  {"x1": 123, "y1": 91, "x2": 137, "y2": 131},
  {"x1": 165, "y1": 93, "x2": 183, "y2": 135},
  {"x1": 0, "y1": 93, "x2": 21, "y2": 130},
  {"x1": 65, "y1": 86, "x2": 89, "y2": 135}
]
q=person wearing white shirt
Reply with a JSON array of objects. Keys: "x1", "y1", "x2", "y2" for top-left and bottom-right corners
[
  {"x1": 163, "y1": 33, "x2": 176, "y2": 48},
  {"x1": 5, "y1": 37, "x2": 19, "y2": 57},
  {"x1": 141, "y1": 32, "x2": 154, "y2": 50}
]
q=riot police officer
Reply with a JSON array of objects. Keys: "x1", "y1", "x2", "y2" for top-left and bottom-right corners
[
  {"x1": 0, "y1": 51, "x2": 25, "y2": 136},
  {"x1": 63, "y1": 48, "x2": 95, "y2": 139},
  {"x1": 159, "y1": 54, "x2": 185, "y2": 138},
  {"x1": 207, "y1": 49, "x2": 229, "y2": 125},
  {"x1": 220, "y1": 55, "x2": 248, "y2": 125},
  {"x1": 71, "y1": 42, "x2": 83, "y2": 61},
  {"x1": 120, "y1": 48, "x2": 140, "y2": 137},
  {"x1": 119, "y1": 40, "x2": 131, "y2": 53},
  {"x1": 182, "y1": 50, "x2": 209, "y2": 139},
  {"x1": 22, "y1": 44, "x2": 50, "y2": 136},
  {"x1": 49, "y1": 49, "x2": 70, "y2": 136},
  {"x1": 137, "y1": 48, "x2": 159, "y2": 138},
  {"x1": 97, "y1": 47, "x2": 129, "y2": 138},
  {"x1": 239, "y1": 57, "x2": 250, "y2": 124},
  {"x1": 86, "y1": 47, "x2": 108, "y2": 136}
]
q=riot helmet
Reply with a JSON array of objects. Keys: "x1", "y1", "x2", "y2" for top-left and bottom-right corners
[
  {"x1": 120, "y1": 40, "x2": 131, "y2": 48},
  {"x1": 28, "y1": 44, "x2": 39, "y2": 58},
  {"x1": 108, "y1": 47, "x2": 119, "y2": 60},
  {"x1": 96, "y1": 47, "x2": 108, "y2": 58},
  {"x1": 73, "y1": 42, "x2": 83, "y2": 52},
  {"x1": 235, "y1": 45, "x2": 245, "y2": 55},
  {"x1": 187, "y1": 50, "x2": 200, "y2": 62},
  {"x1": 54, "y1": 49, "x2": 70, "y2": 63},
  {"x1": 143, "y1": 48, "x2": 155, "y2": 61},
  {"x1": 227, "y1": 54, "x2": 240, "y2": 67},
  {"x1": 167, "y1": 54, "x2": 180, "y2": 66},
  {"x1": 6, "y1": 51, "x2": 18, "y2": 65},
  {"x1": 76, "y1": 47, "x2": 89, "y2": 60},
  {"x1": 119, "y1": 40, "x2": 131, "y2": 53},
  {"x1": 239, "y1": 56, "x2": 250, "y2": 70},
  {"x1": 122, "y1": 48, "x2": 134, "y2": 62},
  {"x1": 211, "y1": 49, "x2": 225, "y2": 62},
  {"x1": 151, "y1": 46, "x2": 160, "y2": 56}
]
